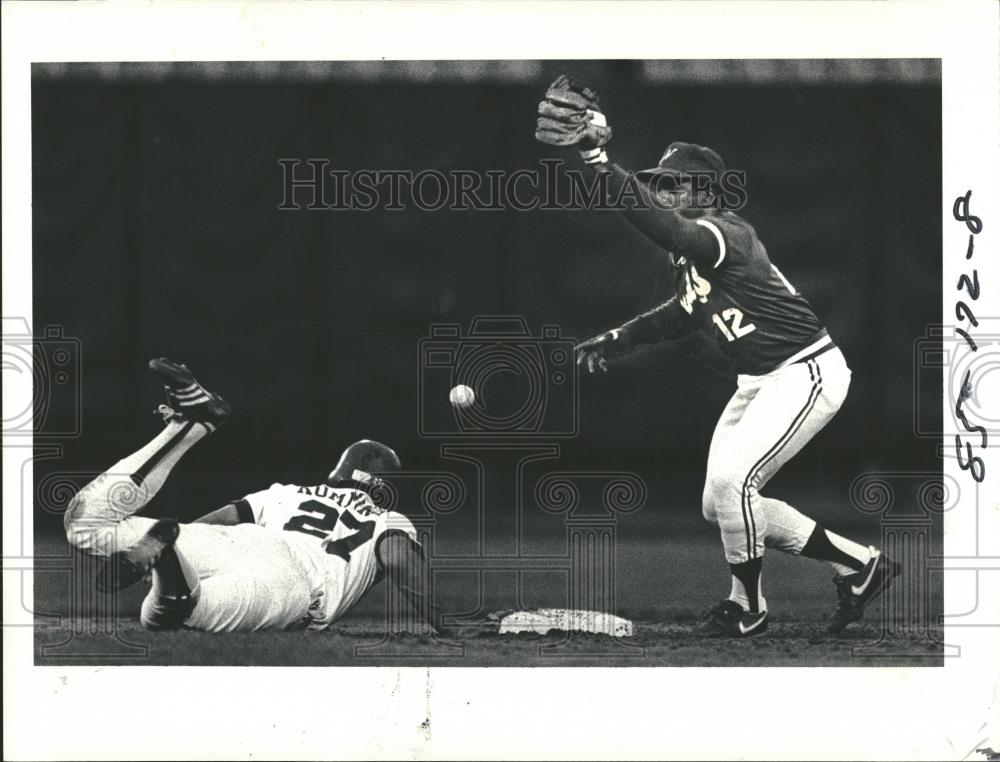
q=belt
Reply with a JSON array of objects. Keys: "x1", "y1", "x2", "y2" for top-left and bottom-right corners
[
  {"x1": 794, "y1": 341, "x2": 836, "y2": 365},
  {"x1": 775, "y1": 335, "x2": 836, "y2": 370}
]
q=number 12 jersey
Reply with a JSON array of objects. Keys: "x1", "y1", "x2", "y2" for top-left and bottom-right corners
[{"x1": 675, "y1": 210, "x2": 830, "y2": 375}]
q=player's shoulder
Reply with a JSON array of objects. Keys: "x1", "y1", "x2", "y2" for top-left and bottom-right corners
[
  {"x1": 695, "y1": 210, "x2": 763, "y2": 269},
  {"x1": 258, "y1": 482, "x2": 343, "y2": 505},
  {"x1": 382, "y1": 510, "x2": 413, "y2": 528},
  {"x1": 372, "y1": 510, "x2": 419, "y2": 548},
  {"x1": 266, "y1": 482, "x2": 311, "y2": 496},
  {"x1": 241, "y1": 481, "x2": 293, "y2": 503},
  {"x1": 700, "y1": 210, "x2": 756, "y2": 241}
]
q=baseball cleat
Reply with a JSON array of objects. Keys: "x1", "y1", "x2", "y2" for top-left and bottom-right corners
[
  {"x1": 826, "y1": 548, "x2": 902, "y2": 634},
  {"x1": 694, "y1": 599, "x2": 769, "y2": 638},
  {"x1": 95, "y1": 519, "x2": 180, "y2": 592},
  {"x1": 148, "y1": 357, "x2": 231, "y2": 430}
]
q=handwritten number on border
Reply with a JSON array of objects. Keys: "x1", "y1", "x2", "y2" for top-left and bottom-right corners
[{"x1": 952, "y1": 191, "x2": 986, "y2": 482}]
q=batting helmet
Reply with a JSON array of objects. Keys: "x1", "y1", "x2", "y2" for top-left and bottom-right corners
[{"x1": 327, "y1": 439, "x2": 402, "y2": 486}]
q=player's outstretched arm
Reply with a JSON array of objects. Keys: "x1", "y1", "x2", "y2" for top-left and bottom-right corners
[
  {"x1": 576, "y1": 296, "x2": 693, "y2": 373},
  {"x1": 535, "y1": 75, "x2": 719, "y2": 269},
  {"x1": 376, "y1": 531, "x2": 455, "y2": 638},
  {"x1": 594, "y1": 162, "x2": 720, "y2": 269}
]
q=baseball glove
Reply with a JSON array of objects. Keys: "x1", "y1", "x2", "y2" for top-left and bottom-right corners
[{"x1": 535, "y1": 74, "x2": 612, "y2": 150}]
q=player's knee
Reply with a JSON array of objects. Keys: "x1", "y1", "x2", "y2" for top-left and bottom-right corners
[
  {"x1": 701, "y1": 497, "x2": 716, "y2": 524},
  {"x1": 701, "y1": 469, "x2": 740, "y2": 523},
  {"x1": 715, "y1": 509, "x2": 749, "y2": 540},
  {"x1": 63, "y1": 496, "x2": 79, "y2": 537},
  {"x1": 701, "y1": 476, "x2": 718, "y2": 521},
  {"x1": 63, "y1": 494, "x2": 96, "y2": 550},
  {"x1": 62, "y1": 475, "x2": 130, "y2": 554}
]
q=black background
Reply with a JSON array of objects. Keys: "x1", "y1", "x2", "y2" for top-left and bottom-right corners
[{"x1": 31, "y1": 62, "x2": 942, "y2": 535}]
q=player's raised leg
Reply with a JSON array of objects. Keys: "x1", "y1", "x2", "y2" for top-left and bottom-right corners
[
  {"x1": 64, "y1": 357, "x2": 231, "y2": 557},
  {"x1": 805, "y1": 523, "x2": 902, "y2": 633},
  {"x1": 759, "y1": 493, "x2": 901, "y2": 630}
]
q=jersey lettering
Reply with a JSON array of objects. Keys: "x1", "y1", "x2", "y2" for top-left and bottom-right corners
[
  {"x1": 679, "y1": 263, "x2": 712, "y2": 314},
  {"x1": 282, "y1": 498, "x2": 339, "y2": 539},
  {"x1": 325, "y1": 511, "x2": 377, "y2": 562},
  {"x1": 712, "y1": 308, "x2": 757, "y2": 341},
  {"x1": 282, "y1": 498, "x2": 376, "y2": 561},
  {"x1": 296, "y1": 484, "x2": 372, "y2": 510},
  {"x1": 241, "y1": 483, "x2": 418, "y2": 629},
  {"x1": 670, "y1": 213, "x2": 827, "y2": 373}
]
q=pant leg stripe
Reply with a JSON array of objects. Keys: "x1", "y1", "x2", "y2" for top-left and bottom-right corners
[
  {"x1": 753, "y1": 375, "x2": 821, "y2": 488},
  {"x1": 741, "y1": 360, "x2": 822, "y2": 558},
  {"x1": 131, "y1": 420, "x2": 195, "y2": 488},
  {"x1": 745, "y1": 360, "x2": 822, "y2": 555}
]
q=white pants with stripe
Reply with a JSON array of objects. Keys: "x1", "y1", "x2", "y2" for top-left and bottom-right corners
[
  {"x1": 63, "y1": 423, "x2": 316, "y2": 632},
  {"x1": 702, "y1": 346, "x2": 852, "y2": 564}
]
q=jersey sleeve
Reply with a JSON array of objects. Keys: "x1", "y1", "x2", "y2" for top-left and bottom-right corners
[
  {"x1": 373, "y1": 512, "x2": 420, "y2": 575},
  {"x1": 235, "y1": 483, "x2": 285, "y2": 524},
  {"x1": 382, "y1": 511, "x2": 418, "y2": 544},
  {"x1": 694, "y1": 213, "x2": 754, "y2": 270}
]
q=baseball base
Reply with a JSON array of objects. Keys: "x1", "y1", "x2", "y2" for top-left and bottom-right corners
[{"x1": 498, "y1": 608, "x2": 633, "y2": 637}]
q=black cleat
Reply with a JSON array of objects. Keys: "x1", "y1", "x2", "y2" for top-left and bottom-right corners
[
  {"x1": 826, "y1": 549, "x2": 902, "y2": 634},
  {"x1": 148, "y1": 357, "x2": 231, "y2": 430},
  {"x1": 694, "y1": 599, "x2": 769, "y2": 638},
  {"x1": 96, "y1": 519, "x2": 180, "y2": 592}
]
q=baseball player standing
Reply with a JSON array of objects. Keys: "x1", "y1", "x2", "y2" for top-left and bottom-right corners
[{"x1": 536, "y1": 75, "x2": 900, "y2": 637}]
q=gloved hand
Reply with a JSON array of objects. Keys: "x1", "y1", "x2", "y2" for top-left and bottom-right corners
[
  {"x1": 575, "y1": 327, "x2": 632, "y2": 373},
  {"x1": 535, "y1": 75, "x2": 611, "y2": 164}
]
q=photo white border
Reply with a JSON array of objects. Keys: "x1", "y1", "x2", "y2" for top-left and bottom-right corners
[{"x1": 3, "y1": 2, "x2": 998, "y2": 760}]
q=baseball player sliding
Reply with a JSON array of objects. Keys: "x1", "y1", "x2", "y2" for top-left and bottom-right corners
[{"x1": 536, "y1": 75, "x2": 900, "y2": 637}]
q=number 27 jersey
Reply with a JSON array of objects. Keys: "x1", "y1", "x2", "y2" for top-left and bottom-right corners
[{"x1": 241, "y1": 482, "x2": 417, "y2": 629}]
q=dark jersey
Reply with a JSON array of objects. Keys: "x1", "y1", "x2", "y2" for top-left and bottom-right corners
[{"x1": 672, "y1": 210, "x2": 827, "y2": 375}]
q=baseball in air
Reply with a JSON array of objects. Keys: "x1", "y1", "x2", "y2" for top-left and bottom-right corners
[{"x1": 449, "y1": 384, "x2": 475, "y2": 409}]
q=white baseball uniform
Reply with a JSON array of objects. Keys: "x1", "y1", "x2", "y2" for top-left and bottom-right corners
[
  {"x1": 238, "y1": 482, "x2": 417, "y2": 628},
  {"x1": 64, "y1": 435, "x2": 415, "y2": 632}
]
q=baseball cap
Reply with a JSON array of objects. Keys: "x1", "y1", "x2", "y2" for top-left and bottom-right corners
[{"x1": 635, "y1": 142, "x2": 726, "y2": 188}]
